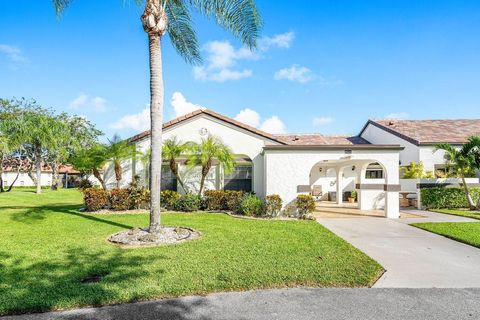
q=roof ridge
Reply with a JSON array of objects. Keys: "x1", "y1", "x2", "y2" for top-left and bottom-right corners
[{"x1": 128, "y1": 108, "x2": 285, "y2": 144}]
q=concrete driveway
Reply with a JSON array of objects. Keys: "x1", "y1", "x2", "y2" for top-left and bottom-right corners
[{"x1": 318, "y1": 210, "x2": 480, "y2": 288}]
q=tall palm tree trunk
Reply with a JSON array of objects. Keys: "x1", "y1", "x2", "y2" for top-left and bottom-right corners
[
  {"x1": 148, "y1": 32, "x2": 164, "y2": 233},
  {"x1": 461, "y1": 176, "x2": 476, "y2": 210},
  {"x1": 34, "y1": 146, "x2": 42, "y2": 194}
]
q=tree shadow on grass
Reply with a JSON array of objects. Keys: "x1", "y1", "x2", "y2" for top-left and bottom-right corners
[
  {"x1": 8, "y1": 204, "x2": 133, "y2": 229},
  {"x1": 0, "y1": 248, "x2": 169, "y2": 316}
]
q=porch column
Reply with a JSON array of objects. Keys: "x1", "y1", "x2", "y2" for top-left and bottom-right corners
[
  {"x1": 384, "y1": 163, "x2": 400, "y2": 219},
  {"x1": 385, "y1": 185, "x2": 400, "y2": 219},
  {"x1": 336, "y1": 167, "x2": 343, "y2": 205}
]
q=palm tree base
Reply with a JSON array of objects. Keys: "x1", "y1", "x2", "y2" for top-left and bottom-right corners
[{"x1": 108, "y1": 226, "x2": 200, "y2": 247}]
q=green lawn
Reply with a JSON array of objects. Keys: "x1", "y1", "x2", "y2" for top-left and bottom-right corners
[
  {"x1": 412, "y1": 222, "x2": 480, "y2": 248},
  {"x1": 0, "y1": 189, "x2": 383, "y2": 315},
  {"x1": 431, "y1": 208, "x2": 480, "y2": 220}
]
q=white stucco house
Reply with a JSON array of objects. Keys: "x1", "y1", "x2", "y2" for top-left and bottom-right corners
[{"x1": 103, "y1": 109, "x2": 480, "y2": 219}]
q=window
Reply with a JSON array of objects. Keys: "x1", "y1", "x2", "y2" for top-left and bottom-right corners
[
  {"x1": 365, "y1": 163, "x2": 383, "y2": 179},
  {"x1": 224, "y1": 166, "x2": 252, "y2": 192},
  {"x1": 161, "y1": 165, "x2": 177, "y2": 191}
]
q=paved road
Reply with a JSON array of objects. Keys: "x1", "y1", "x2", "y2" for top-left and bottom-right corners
[
  {"x1": 318, "y1": 210, "x2": 480, "y2": 288},
  {"x1": 3, "y1": 288, "x2": 480, "y2": 320}
]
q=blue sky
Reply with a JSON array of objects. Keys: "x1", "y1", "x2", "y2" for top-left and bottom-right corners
[{"x1": 1, "y1": 0, "x2": 480, "y2": 139}]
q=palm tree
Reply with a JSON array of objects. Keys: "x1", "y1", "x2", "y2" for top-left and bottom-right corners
[
  {"x1": 70, "y1": 144, "x2": 109, "y2": 190},
  {"x1": 140, "y1": 148, "x2": 152, "y2": 188},
  {"x1": 188, "y1": 135, "x2": 235, "y2": 195},
  {"x1": 54, "y1": 0, "x2": 262, "y2": 233},
  {"x1": 435, "y1": 136, "x2": 480, "y2": 210},
  {"x1": 107, "y1": 135, "x2": 137, "y2": 189},
  {"x1": 162, "y1": 137, "x2": 191, "y2": 193}
]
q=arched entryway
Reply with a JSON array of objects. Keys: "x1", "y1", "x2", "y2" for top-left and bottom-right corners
[{"x1": 308, "y1": 159, "x2": 399, "y2": 218}]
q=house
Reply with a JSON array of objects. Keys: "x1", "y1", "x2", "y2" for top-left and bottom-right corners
[
  {"x1": 105, "y1": 110, "x2": 480, "y2": 219},
  {"x1": 108, "y1": 109, "x2": 403, "y2": 218},
  {"x1": 1, "y1": 163, "x2": 80, "y2": 188},
  {"x1": 360, "y1": 119, "x2": 480, "y2": 174}
]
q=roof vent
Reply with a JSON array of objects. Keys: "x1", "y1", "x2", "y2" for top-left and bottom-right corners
[
  {"x1": 388, "y1": 121, "x2": 395, "y2": 126},
  {"x1": 293, "y1": 135, "x2": 300, "y2": 141}
]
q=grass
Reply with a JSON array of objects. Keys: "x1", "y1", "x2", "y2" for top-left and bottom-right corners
[
  {"x1": 0, "y1": 189, "x2": 383, "y2": 315},
  {"x1": 431, "y1": 208, "x2": 480, "y2": 220},
  {"x1": 412, "y1": 222, "x2": 480, "y2": 248}
]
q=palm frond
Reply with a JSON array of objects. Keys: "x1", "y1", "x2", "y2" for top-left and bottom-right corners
[
  {"x1": 52, "y1": 0, "x2": 72, "y2": 16},
  {"x1": 189, "y1": 0, "x2": 263, "y2": 49},
  {"x1": 166, "y1": 0, "x2": 202, "y2": 65}
]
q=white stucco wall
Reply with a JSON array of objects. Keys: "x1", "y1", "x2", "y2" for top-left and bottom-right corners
[
  {"x1": 1, "y1": 172, "x2": 53, "y2": 187},
  {"x1": 361, "y1": 123, "x2": 419, "y2": 166},
  {"x1": 418, "y1": 146, "x2": 449, "y2": 172},
  {"x1": 108, "y1": 114, "x2": 280, "y2": 196},
  {"x1": 264, "y1": 148, "x2": 400, "y2": 211}
]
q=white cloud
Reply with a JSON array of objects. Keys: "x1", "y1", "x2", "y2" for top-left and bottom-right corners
[
  {"x1": 234, "y1": 108, "x2": 287, "y2": 134},
  {"x1": 0, "y1": 44, "x2": 27, "y2": 63},
  {"x1": 259, "y1": 116, "x2": 287, "y2": 134},
  {"x1": 234, "y1": 108, "x2": 261, "y2": 128},
  {"x1": 274, "y1": 65, "x2": 314, "y2": 84},
  {"x1": 110, "y1": 107, "x2": 150, "y2": 132},
  {"x1": 259, "y1": 32, "x2": 295, "y2": 49},
  {"x1": 171, "y1": 92, "x2": 203, "y2": 117},
  {"x1": 69, "y1": 93, "x2": 108, "y2": 113},
  {"x1": 194, "y1": 32, "x2": 294, "y2": 82},
  {"x1": 313, "y1": 116, "x2": 334, "y2": 126},
  {"x1": 385, "y1": 112, "x2": 409, "y2": 120},
  {"x1": 193, "y1": 41, "x2": 256, "y2": 82}
]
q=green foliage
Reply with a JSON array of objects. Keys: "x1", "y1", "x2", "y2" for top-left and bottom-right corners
[
  {"x1": 174, "y1": 194, "x2": 202, "y2": 212},
  {"x1": 240, "y1": 194, "x2": 264, "y2": 216},
  {"x1": 77, "y1": 179, "x2": 93, "y2": 190},
  {"x1": 160, "y1": 190, "x2": 181, "y2": 210},
  {"x1": 296, "y1": 195, "x2": 316, "y2": 218},
  {"x1": 162, "y1": 137, "x2": 191, "y2": 193},
  {"x1": 265, "y1": 194, "x2": 282, "y2": 217},
  {"x1": 187, "y1": 135, "x2": 236, "y2": 195},
  {"x1": 421, "y1": 187, "x2": 480, "y2": 209},
  {"x1": 400, "y1": 161, "x2": 435, "y2": 179},
  {"x1": 349, "y1": 190, "x2": 357, "y2": 199},
  {"x1": 83, "y1": 188, "x2": 109, "y2": 211},
  {"x1": 109, "y1": 188, "x2": 132, "y2": 211},
  {"x1": 203, "y1": 190, "x2": 245, "y2": 213},
  {"x1": 0, "y1": 189, "x2": 382, "y2": 315}
]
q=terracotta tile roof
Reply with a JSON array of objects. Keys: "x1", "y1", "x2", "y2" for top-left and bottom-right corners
[
  {"x1": 274, "y1": 134, "x2": 370, "y2": 145},
  {"x1": 128, "y1": 109, "x2": 286, "y2": 144},
  {"x1": 364, "y1": 119, "x2": 480, "y2": 145}
]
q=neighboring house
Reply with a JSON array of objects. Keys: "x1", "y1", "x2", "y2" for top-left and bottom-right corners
[
  {"x1": 1, "y1": 163, "x2": 80, "y2": 188},
  {"x1": 103, "y1": 110, "x2": 480, "y2": 218},
  {"x1": 360, "y1": 119, "x2": 480, "y2": 175}
]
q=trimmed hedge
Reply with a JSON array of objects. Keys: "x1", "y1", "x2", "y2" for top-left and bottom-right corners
[
  {"x1": 421, "y1": 187, "x2": 480, "y2": 209},
  {"x1": 203, "y1": 190, "x2": 245, "y2": 212},
  {"x1": 265, "y1": 194, "x2": 282, "y2": 217},
  {"x1": 160, "y1": 190, "x2": 181, "y2": 210},
  {"x1": 83, "y1": 188, "x2": 110, "y2": 211},
  {"x1": 296, "y1": 194, "x2": 316, "y2": 218},
  {"x1": 174, "y1": 194, "x2": 202, "y2": 212},
  {"x1": 240, "y1": 194, "x2": 265, "y2": 216}
]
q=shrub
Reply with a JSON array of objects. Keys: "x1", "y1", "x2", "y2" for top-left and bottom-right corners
[
  {"x1": 296, "y1": 194, "x2": 316, "y2": 219},
  {"x1": 77, "y1": 178, "x2": 93, "y2": 190},
  {"x1": 129, "y1": 188, "x2": 150, "y2": 209},
  {"x1": 83, "y1": 188, "x2": 109, "y2": 211},
  {"x1": 109, "y1": 188, "x2": 131, "y2": 211},
  {"x1": 174, "y1": 194, "x2": 202, "y2": 212},
  {"x1": 265, "y1": 194, "x2": 282, "y2": 217},
  {"x1": 224, "y1": 190, "x2": 245, "y2": 213},
  {"x1": 203, "y1": 190, "x2": 245, "y2": 213},
  {"x1": 240, "y1": 194, "x2": 264, "y2": 216},
  {"x1": 161, "y1": 190, "x2": 181, "y2": 210},
  {"x1": 203, "y1": 190, "x2": 225, "y2": 210},
  {"x1": 421, "y1": 187, "x2": 480, "y2": 209}
]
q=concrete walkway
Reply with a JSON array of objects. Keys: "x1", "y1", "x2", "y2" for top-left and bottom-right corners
[
  {"x1": 318, "y1": 210, "x2": 480, "y2": 288},
  {"x1": 3, "y1": 288, "x2": 480, "y2": 320}
]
